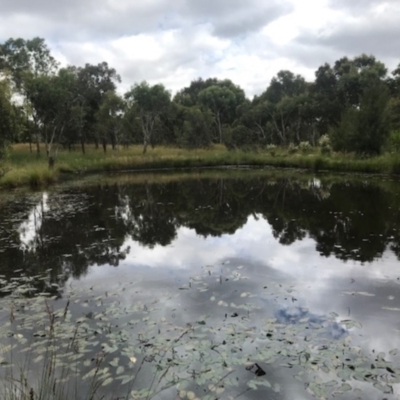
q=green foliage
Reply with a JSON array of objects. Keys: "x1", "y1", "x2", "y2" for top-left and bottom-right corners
[
  {"x1": 174, "y1": 79, "x2": 245, "y2": 146},
  {"x1": 95, "y1": 90, "x2": 125, "y2": 149},
  {"x1": 387, "y1": 97, "x2": 400, "y2": 131},
  {"x1": 264, "y1": 70, "x2": 307, "y2": 103},
  {"x1": 299, "y1": 141, "x2": 312, "y2": 154},
  {"x1": 332, "y1": 82, "x2": 390, "y2": 155},
  {"x1": 178, "y1": 107, "x2": 213, "y2": 148},
  {"x1": 318, "y1": 134, "x2": 332, "y2": 155},
  {"x1": 224, "y1": 124, "x2": 257, "y2": 150},
  {"x1": 125, "y1": 81, "x2": 171, "y2": 153},
  {"x1": 74, "y1": 62, "x2": 121, "y2": 148},
  {"x1": 386, "y1": 130, "x2": 400, "y2": 152},
  {"x1": 266, "y1": 144, "x2": 277, "y2": 156},
  {"x1": 288, "y1": 143, "x2": 298, "y2": 154},
  {"x1": 0, "y1": 37, "x2": 58, "y2": 89},
  {"x1": 7, "y1": 143, "x2": 400, "y2": 189},
  {"x1": 330, "y1": 109, "x2": 355, "y2": 153},
  {"x1": 1, "y1": 36, "x2": 400, "y2": 167},
  {"x1": 318, "y1": 134, "x2": 330, "y2": 147},
  {"x1": 198, "y1": 84, "x2": 245, "y2": 143},
  {"x1": 0, "y1": 78, "x2": 17, "y2": 160}
]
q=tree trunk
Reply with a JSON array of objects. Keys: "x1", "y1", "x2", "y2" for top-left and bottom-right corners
[
  {"x1": 216, "y1": 113, "x2": 222, "y2": 144},
  {"x1": 279, "y1": 110, "x2": 287, "y2": 145},
  {"x1": 141, "y1": 115, "x2": 155, "y2": 155},
  {"x1": 295, "y1": 117, "x2": 301, "y2": 144},
  {"x1": 81, "y1": 140, "x2": 86, "y2": 155},
  {"x1": 269, "y1": 112, "x2": 285, "y2": 146},
  {"x1": 102, "y1": 140, "x2": 107, "y2": 154},
  {"x1": 36, "y1": 135, "x2": 41, "y2": 158},
  {"x1": 48, "y1": 156, "x2": 55, "y2": 169}
]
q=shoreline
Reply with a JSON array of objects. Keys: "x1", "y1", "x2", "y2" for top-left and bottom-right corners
[{"x1": 2, "y1": 144, "x2": 400, "y2": 189}]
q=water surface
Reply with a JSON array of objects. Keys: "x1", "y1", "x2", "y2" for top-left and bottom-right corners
[{"x1": 1, "y1": 169, "x2": 400, "y2": 399}]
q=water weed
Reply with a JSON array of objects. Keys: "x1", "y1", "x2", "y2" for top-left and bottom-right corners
[{"x1": 1, "y1": 266, "x2": 400, "y2": 400}]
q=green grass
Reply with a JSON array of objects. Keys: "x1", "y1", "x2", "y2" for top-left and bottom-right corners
[{"x1": 2, "y1": 143, "x2": 400, "y2": 189}]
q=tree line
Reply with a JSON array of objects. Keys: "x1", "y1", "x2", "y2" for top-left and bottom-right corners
[{"x1": 1, "y1": 37, "x2": 400, "y2": 166}]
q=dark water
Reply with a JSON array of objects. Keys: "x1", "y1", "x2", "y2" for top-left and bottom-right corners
[{"x1": 2, "y1": 169, "x2": 400, "y2": 399}]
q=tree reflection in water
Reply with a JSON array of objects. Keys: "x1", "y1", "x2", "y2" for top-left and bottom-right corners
[{"x1": 1, "y1": 171, "x2": 400, "y2": 285}]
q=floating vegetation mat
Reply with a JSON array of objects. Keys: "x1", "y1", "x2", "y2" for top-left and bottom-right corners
[{"x1": 0, "y1": 265, "x2": 400, "y2": 400}]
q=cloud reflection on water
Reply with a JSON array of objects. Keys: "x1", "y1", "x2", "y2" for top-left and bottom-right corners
[{"x1": 81, "y1": 211, "x2": 400, "y2": 363}]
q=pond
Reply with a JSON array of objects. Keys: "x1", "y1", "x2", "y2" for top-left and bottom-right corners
[{"x1": 1, "y1": 168, "x2": 400, "y2": 400}]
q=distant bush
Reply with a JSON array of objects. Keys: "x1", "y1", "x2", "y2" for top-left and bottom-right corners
[
  {"x1": 178, "y1": 107, "x2": 213, "y2": 149},
  {"x1": 288, "y1": 143, "x2": 298, "y2": 154},
  {"x1": 266, "y1": 144, "x2": 277, "y2": 156},
  {"x1": 0, "y1": 165, "x2": 10, "y2": 179},
  {"x1": 386, "y1": 130, "x2": 400, "y2": 153},
  {"x1": 299, "y1": 141, "x2": 312, "y2": 154},
  {"x1": 318, "y1": 135, "x2": 332, "y2": 155},
  {"x1": 331, "y1": 81, "x2": 390, "y2": 155},
  {"x1": 224, "y1": 125, "x2": 258, "y2": 151}
]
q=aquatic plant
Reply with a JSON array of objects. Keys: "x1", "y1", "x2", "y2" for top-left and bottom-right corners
[{"x1": 1, "y1": 265, "x2": 400, "y2": 400}]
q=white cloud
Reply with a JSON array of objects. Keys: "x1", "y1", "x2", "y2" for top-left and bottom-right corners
[{"x1": 1, "y1": 0, "x2": 399, "y2": 97}]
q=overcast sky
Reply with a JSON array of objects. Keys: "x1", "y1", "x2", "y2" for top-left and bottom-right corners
[{"x1": 0, "y1": 0, "x2": 399, "y2": 97}]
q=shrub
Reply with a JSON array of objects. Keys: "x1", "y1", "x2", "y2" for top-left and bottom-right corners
[
  {"x1": 178, "y1": 107, "x2": 213, "y2": 149},
  {"x1": 331, "y1": 81, "x2": 390, "y2": 155},
  {"x1": 224, "y1": 125, "x2": 258, "y2": 151},
  {"x1": 299, "y1": 141, "x2": 312, "y2": 154},
  {"x1": 318, "y1": 135, "x2": 332, "y2": 155},
  {"x1": 386, "y1": 130, "x2": 400, "y2": 153},
  {"x1": 0, "y1": 164, "x2": 10, "y2": 179},
  {"x1": 266, "y1": 144, "x2": 277, "y2": 156},
  {"x1": 287, "y1": 143, "x2": 298, "y2": 154},
  {"x1": 313, "y1": 156, "x2": 325, "y2": 171}
]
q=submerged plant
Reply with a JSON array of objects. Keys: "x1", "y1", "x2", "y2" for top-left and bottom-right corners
[{"x1": 1, "y1": 266, "x2": 400, "y2": 400}]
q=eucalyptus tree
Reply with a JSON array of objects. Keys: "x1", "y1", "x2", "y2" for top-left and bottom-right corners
[
  {"x1": 254, "y1": 71, "x2": 309, "y2": 145},
  {"x1": 0, "y1": 77, "x2": 16, "y2": 160},
  {"x1": 311, "y1": 63, "x2": 342, "y2": 134},
  {"x1": 333, "y1": 54, "x2": 387, "y2": 109},
  {"x1": 75, "y1": 62, "x2": 121, "y2": 149},
  {"x1": 264, "y1": 70, "x2": 307, "y2": 103},
  {"x1": 328, "y1": 55, "x2": 390, "y2": 154},
  {"x1": 332, "y1": 81, "x2": 390, "y2": 155},
  {"x1": 238, "y1": 99, "x2": 265, "y2": 135},
  {"x1": 68, "y1": 98, "x2": 87, "y2": 153},
  {"x1": 0, "y1": 37, "x2": 59, "y2": 156},
  {"x1": 177, "y1": 106, "x2": 213, "y2": 148},
  {"x1": 198, "y1": 84, "x2": 245, "y2": 144},
  {"x1": 174, "y1": 78, "x2": 246, "y2": 145},
  {"x1": 173, "y1": 77, "x2": 219, "y2": 107},
  {"x1": 95, "y1": 91, "x2": 125, "y2": 152},
  {"x1": 25, "y1": 68, "x2": 80, "y2": 166},
  {"x1": 386, "y1": 64, "x2": 400, "y2": 133},
  {"x1": 225, "y1": 124, "x2": 259, "y2": 150},
  {"x1": 0, "y1": 37, "x2": 58, "y2": 88},
  {"x1": 124, "y1": 82, "x2": 171, "y2": 153}
]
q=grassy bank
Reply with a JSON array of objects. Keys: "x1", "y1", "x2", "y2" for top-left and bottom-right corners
[{"x1": 1, "y1": 143, "x2": 400, "y2": 189}]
